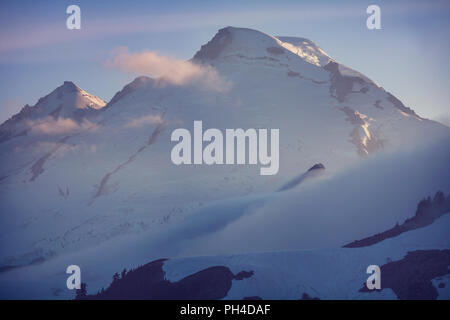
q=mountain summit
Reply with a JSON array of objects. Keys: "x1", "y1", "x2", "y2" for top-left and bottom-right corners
[
  {"x1": 193, "y1": 27, "x2": 331, "y2": 67},
  {"x1": 0, "y1": 81, "x2": 105, "y2": 144},
  {"x1": 193, "y1": 27, "x2": 373, "y2": 83}
]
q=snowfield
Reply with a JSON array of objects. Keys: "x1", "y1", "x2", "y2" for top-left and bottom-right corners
[{"x1": 0, "y1": 26, "x2": 449, "y2": 299}]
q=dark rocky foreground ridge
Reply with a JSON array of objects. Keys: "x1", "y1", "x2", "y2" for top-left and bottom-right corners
[
  {"x1": 360, "y1": 249, "x2": 450, "y2": 300},
  {"x1": 76, "y1": 249, "x2": 450, "y2": 300},
  {"x1": 344, "y1": 191, "x2": 450, "y2": 248},
  {"x1": 76, "y1": 259, "x2": 254, "y2": 300}
]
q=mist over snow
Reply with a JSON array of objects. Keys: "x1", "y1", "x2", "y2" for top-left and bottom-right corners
[
  {"x1": 143, "y1": 138, "x2": 450, "y2": 257},
  {"x1": 28, "y1": 117, "x2": 99, "y2": 135}
]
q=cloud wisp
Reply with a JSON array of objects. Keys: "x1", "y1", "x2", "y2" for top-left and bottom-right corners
[
  {"x1": 105, "y1": 47, "x2": 231, "y2": 91},
  {"x1": 124, "y1": 114, "x2": 164, "y2": 128},
  {"x1": 28, "y1": 117, "x2": 98, "y2": 135}
]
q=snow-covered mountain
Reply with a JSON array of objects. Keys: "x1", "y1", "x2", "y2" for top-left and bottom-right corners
[
  {"x1": 0, "y1": 81, "x2": 106, "y2": 144},
  {"x1": 0, "y1": 27, "x2": 449, "y2": 299}
]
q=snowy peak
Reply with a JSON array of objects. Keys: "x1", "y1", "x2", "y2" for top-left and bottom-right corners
[
  {"x1": 60, "y1": 81, "x2": 82, "y2": 93},
  {"x1": 192, "y1": 26, "x2": 278, "y2": 56},
  {"x1": 277, "y1": 36, "x2": 332, "y2": 67},
  {"x1": 193, "y1": 27, "x2": 332, "y2": 68},
  {"x1": 42, "y1": 81, "x2": 107, "y2": 111},
  {"x1": 193, "y1": 26, "x2": 376, "y2": 86},
  {"x1": 0, "y1": 81, "x2": 106, "y2": 143},
  {"x1": 193, "y1": 27, "x2": 290, "y2": 62},
  {"x1": 25, "y1": 81, "x2": 107, "y2": 119}
]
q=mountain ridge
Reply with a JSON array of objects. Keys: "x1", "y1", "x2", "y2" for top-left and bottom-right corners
[{"x1": 0, "y1": 81, "x2": 106, "y2": 144}]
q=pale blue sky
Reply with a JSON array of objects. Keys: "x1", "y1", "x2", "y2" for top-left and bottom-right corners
[{"x1": 1, "y1": 0, "x2": 449, "y2": 124}]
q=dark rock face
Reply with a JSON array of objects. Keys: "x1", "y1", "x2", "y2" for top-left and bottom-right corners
[
  {"x1": 339, "y1": 106, "x2": 384, "y2": 157},
  {"x1": 277, "y1": 163, "x2": 325, "y2": 192},
  {"x1": 359, "y1": 250, "x2": 450, "y2": 300},
  {"x1": 286, "y1": 69, "x2": 327, "y2": 84},
  {"x1": 300, "y1": 293, "x2": 320, "y2": 300},
  {"x1": 193, "y1": 27, "x2": 232, "y2": 62},
  {"x1": 0, "y1": 104, "x2": 34, "y2": 143},
  {"x1": 385, "y1": 92, "x2": 418, "y2": 116},
  {"x1": 374, "y1": 100, "x2": 383, "y2": 109},
  {"x1": 308, "y1": 163, "x2": 325, "y2": 171},
  {"x1": 266, "y1": 47, "x2": 285, "y2": 55},
  {"x1": 80, "y1": 259, "x2": 254, "y2": 300},
  {"x1": 323, "y1": 61, "x2": 366, "y2": 103},
  {"x1": 344, "y1": 191, "x2": 450, "y2": 248},
  {"x1": 58, "y1": 81, "x2": 80, "y2": 95}
]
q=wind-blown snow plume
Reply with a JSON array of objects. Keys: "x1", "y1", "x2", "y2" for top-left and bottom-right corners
[{"x1": 105, "y1": 47, "x2": 231, "y2": 91}]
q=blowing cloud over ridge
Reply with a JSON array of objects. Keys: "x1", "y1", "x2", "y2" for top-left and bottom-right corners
[{"x1": 105, "y1": 47, "x2": 231, "y2": 91}]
